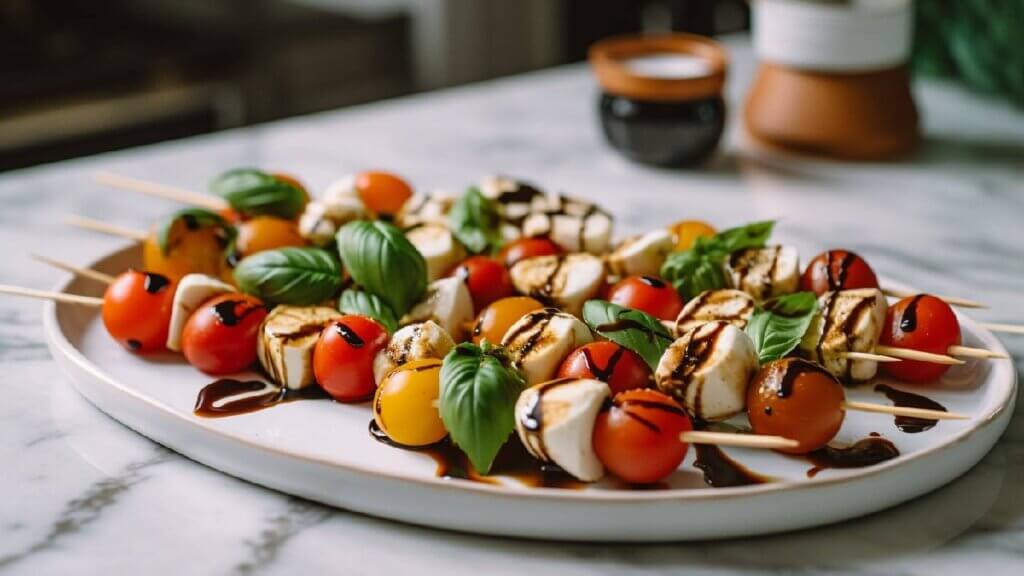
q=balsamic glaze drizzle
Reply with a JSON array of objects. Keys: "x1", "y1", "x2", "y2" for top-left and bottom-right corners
[
  {"x1": 900, "y1": 295, "x2": 926, "y2": 332},
  {"x1": 335, "y1": 322, "x2": 365, "y2": 347},
  {"x1": 212, "y1": 299, "x2": 267, "y2": 326},
  {"x1": 143, "y1": 272, "x2": 171, "y2": 294},
  {"x1": 874, "y1": 384, "x2": 947, "y2": 433},
  {"x1": 805, "y1": 436, "x2": 900, "y2": 478}
]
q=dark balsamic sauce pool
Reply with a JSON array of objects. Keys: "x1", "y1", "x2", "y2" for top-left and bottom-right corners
[
  {"x1": 805, "y1": 436, "x2": 900, "y2": 478},
  {"x1": 874, "y1": 384, "x2": 948, "y2": 433},
  {"x1": 193, "y1": 379, "x2": 327, "y2": 418}
]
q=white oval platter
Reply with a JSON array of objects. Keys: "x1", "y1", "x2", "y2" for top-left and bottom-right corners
[{"x1": 43, "y1": 246, "x2": 1016, "y2": 541}]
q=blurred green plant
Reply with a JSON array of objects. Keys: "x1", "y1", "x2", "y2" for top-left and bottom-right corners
[{"x1": 913, "y1": 0, "x2": 1024, "y2": 106}]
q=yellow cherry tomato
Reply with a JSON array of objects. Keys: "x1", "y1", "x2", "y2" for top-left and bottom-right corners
[
  {"x1": 236, "y1": 216, "x2": 307, "y2": 258},
  {"x1": 142, "y1": 220, "x2": 227, "y2": 283},
  {"x1": 471, "y1": 296, "x2": 544, "y2": 345},
  {"x1": 356, "y1": 171, "x2": 413, "y2": 216},
  {"x1": 373, "y1": 359, "x2": 447, "y2": 447},
  {"x1": 669, "y1": 220, "x2": 716, "y2": 251}
]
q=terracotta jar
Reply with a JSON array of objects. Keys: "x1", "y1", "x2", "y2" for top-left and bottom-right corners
[
  {"x1": 744, "y1": 0, "x2": 919, "y2": 160},
  {"x1": 590, "y1": 34, "x2": 729, "y2": 167}
]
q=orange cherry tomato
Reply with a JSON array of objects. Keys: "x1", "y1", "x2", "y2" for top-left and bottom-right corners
[
  {"x1": 236, "y1": 216, "x2": 307, "y2": 258},
  {"x1": 747, "y1": 358, "x2": 845, "y2": 454},
  {"x1": 557, "y1": 341, "x2": 651, "y2": 395},
  {"x1": 801, "y1": 250, "x2": 880, "y2": 296},
  {"x1": 881, "y1": 295, "x2": 961, "y2": 383},
  {"x1": 142, "y1": 220, "x2": 227, "y2": 283},
  {"x1": 593, "y1": 389, "x2": 692, "y2": 484},
  {"x1": 669, "y1": 220, "x2": 716, "y2": 251},
  {"x1": 181, "y1": 293, "x2": 268, "y2": 375},
  {"x1": 355, "y1": 171, "x2": 413, "y2": 216},
  {"x1": 471, "y1": 296, "x2": 544, "y2": 345},
  {"x1": 452, "y1": 256, "x2": 514, "y2": 313},
  {"x1": 313, "y1": 315, "x2": 389, "y2": 402},
  {"x1": 607, "y1": 275, "x2": 684, "y2": 321},
  {"x1": 101, "y1": 270, "x2": 176, "y2": 354},
  {"x1": 497, "y1": 237, "x2": 562, "y2": 267}
]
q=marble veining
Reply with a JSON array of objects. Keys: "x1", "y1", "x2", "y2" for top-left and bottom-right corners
[{"x1": 0, "y1": 36, "x2": 1022, "y2": 574}]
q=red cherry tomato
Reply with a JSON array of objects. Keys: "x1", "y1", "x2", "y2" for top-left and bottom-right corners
[
  {"x1": 452, "y1": 256, "x2": 514, "y2": 313},
  {"x1": 881, "y1": 295, "x2": 961, "y2": 383},
  {"x1": 102, "y1": 270, "x2": 176, "y2": 354},
  {"x1": 607, "y1": 275, "x2": 683, "y2": 321},
  {"x1": 801, "y1": 250, "x2": 879, "y2": 296},
  {"x1": 313, "y1": 315, "x2": 389, "y2": 402},
  {"x1": 747, "y1": 358, "x2": 845, "y2": 454},
  {"x1": 355, "y1": 171, "x2": 413, "y2": 216},
  {"x1": 593, "y1": 389, "x2": 692, "y2": 484},
  {"x1": 557, "y1": 342, "x2": 651, "y2": 395},
  {"x1": 181, "y1": 294, "x2": 268, "y2": 375},
  {"x1": 497, "y1": 237, "x2": 562, "y2": 267}
]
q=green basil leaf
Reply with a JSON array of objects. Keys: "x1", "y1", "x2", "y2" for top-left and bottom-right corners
[
  {"x1": 744, "y1": 291, "x2": 819, "y2": 364},
  {"x1": 448, "y1": 187, "x2": 503, "y2": 254},
  {"x1": 439, "y1": 343, "x2": 525, "y2": 474},
  {"x1": 211, "y1": 168, "x2": 306, "y2": 219},
  {"x1": 336, "y1": 220, "x2": 427, "y2": 317},
  {"x1": 155, "y1": 208, "x2": 236, "y2": 256},
  {"x1": 660, "y1": 220, "x2": 775, "y2": 300},
  {"x1": 712, "y1": 220, "x2": 775, "y2": 254},
  {"x1": 338, "y1": 289, "x2": 398, "y2": 333},
  {"x1": 234, "y1": 247, "x2": 343, "y2": 305},
  {"x1": 661, "y1": 248, "x2": 728, "y2": 301},
  {"x1": 582, "y1": 299, "x2": 674, "y2": 371}
]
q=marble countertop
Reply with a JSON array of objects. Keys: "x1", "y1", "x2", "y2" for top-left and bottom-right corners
[{"x1": 1, "y1": 36, "x2": 1022, "y2": 575}]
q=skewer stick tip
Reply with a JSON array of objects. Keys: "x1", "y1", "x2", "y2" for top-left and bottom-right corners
[
  {"x1": 680, "y1": 430, "x2": 799, "y2": 450},
  {"x1": 842, "y1": 400, "x2": 969, "y2": 421}
]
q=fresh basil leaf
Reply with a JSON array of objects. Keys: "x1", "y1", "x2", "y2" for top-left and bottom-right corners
[
  {"x1": 448, "y1": 187, "x2": 503, "y2": 254},
  {"x1": 156, "y1": 208, "x2": 236, "y2": 256},
  {"x1": 234, "y1": 247, "x2": 343, "y2": 305},
  {"x1": 439, "y1": 343, "x2": 525, "y2": 474},
  {"x1": 713, "y1": 221, "x2": 775, "y2": 254},
  {"x1": 582, "y1": 299, "x2": 674, "y2": 371},
  {"x1": 660, "y1": 220, "x2": 775, "y2": 300},
  {"x1": 336, "y1": 220, "x2": 427, "y2": 317},
  {"x1": 339, "y1": 289, "x2": 398, "y2": 333},
  {"x1": 661, "y1": 248, "x2": 728, "y2": 301},
  {"x1": 211, "y1": 168, "x2": 306, "y2": 219},
  {"x1": 744, "y1": 291, "x2": 819, "y2": 364}
]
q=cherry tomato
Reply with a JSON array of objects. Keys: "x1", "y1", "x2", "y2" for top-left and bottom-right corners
[
  {"x1": 373, "y1": 359, "x2": 447, "y2": 446},
  {"x1": 313, "y1": 315, "x2": 389, "y2": 402},
  {"x1": 669, "y1": 220, "x2": 716, "y2": 251},
  {"x1": 142, "y1": 220, "x2": 228, "y2": 283},
  {"x1": 881, "y1": 295, "x2": 961, "y2": 383},
  {"x1": 607, "y1": 275, "x2": 683, "y2": 321},
  {"x1": 747, "y1": 358, "x2": 845, "y2": 454},
  {"x1": 801, "y1": 250, "x2": 879, "y2": 295},
  {"x1": 236, "y1": 216, "x2": 307, "y2": 258},
  {"x1": 497, "y1": 237, "x2": 562, "y2": 267},
  {"x1": 355, "y1": 171, "x2": 413, "y2": 216},
  {"x1": 471, "y1": 296, "x2": 544, "y2": 345},
  {"x1": 181, "y1": 293, "x2": 268, "y2": 375},
  {"x1": 102, "y1": 270, "x2": 176, "y2": 354},
  {"x1": 452, "y1": 256, "x2": 514, "y2": 312},
  {"x1": 593, "y1": 389, "x2": 692, "y2": 484},
  {"x1": 557, "y1": 342, "x2": 651, "y2": 395}
]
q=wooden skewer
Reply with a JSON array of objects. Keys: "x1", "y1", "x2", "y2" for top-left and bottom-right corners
[
  {"x1": 841, "y1": 351, "x2": 900, "y2": 363},
  {"x1": 65, "y1": 215, "x2": 148, "y2": 242},
  {"x1": 0, "y1": 284, "x2": 103, "y2": 307},
  {"x1": 874, "y1": 345, "x2": 964, "y2": 366},
  {"x1": 680, "y1": 431, "x2": 799, "y2": 450},
  {"x1": 947, "y1": 345, "x2": 1008, "y2": 360},
  {"x1": 842, "y1": 400, "x2": 968, "y2": 421},
  {"x1": 882, "y1": 287, "x2": 987, "y2": 310},
  {"x1": 979, "y1": 322, "x2": 1024, "y2": 335},
  {"x1": 94, "y1": 171, "x2": 227, "y2": 211},
  {"x1": 30, "y1": 254, "x2": 115, "y2": 284}
]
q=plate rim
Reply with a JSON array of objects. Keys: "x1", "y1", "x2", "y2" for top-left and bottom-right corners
[{"x1": 44, "y1": 244, "x2": 1019, "y2": 504}]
